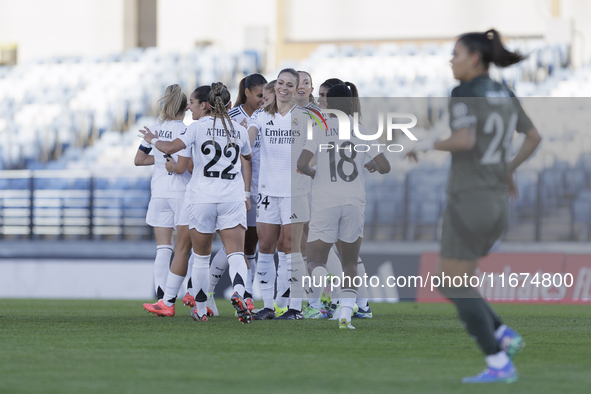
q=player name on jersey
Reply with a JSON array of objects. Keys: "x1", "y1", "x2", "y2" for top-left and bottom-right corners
[{"x1": 205, "y1": 128, "x2": 242, "y2": 139}]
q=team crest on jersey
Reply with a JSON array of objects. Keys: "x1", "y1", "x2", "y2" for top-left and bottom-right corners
[
  {"x1": 452, "y1": 102, "x2": 468, "y2": 117},
  {"x1": 292, "y1": 118, "x2": 299, "y2": 126}
]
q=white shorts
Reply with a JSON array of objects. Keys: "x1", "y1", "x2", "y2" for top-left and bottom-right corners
[
  {"x1": 146, "y1": 198, "x2": 184, "y2": 228},
  {"x1": 308, "y1": 204, "x2": 365, "y2": 244},
  {"x1": 246, "y1": 194, "x2": 257, "y2": 228},
  {"x1": 188, "y1": 201, "x2": 247, "y2": 234},
  {"x1": 257, "y1": 194, "x2": 310, "y2": 225},
  {"x1": 177, "y1": 199, "x2": 190, "y2": 227}
]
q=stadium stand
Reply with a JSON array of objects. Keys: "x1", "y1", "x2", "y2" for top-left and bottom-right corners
[
  {"x1": 0, "y1": 47, "x2": 261, "y2": 171},
  {"x1": 2, "y1": 41, "x2": 591, "y2": 242}
]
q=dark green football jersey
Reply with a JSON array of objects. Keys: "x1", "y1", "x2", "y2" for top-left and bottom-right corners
[{"x1": 447, "y1": 76, "x2": 534, "y2": 195}]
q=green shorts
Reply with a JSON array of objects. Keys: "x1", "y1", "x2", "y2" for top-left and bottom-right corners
[{"x1": 440, "y1": 190, "x2": 508, "y2": 260}]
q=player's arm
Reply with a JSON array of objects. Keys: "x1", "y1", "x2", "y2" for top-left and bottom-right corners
[
  {"x1": 187, "y1": 158, "x2": 194, "y2": 175},
  {"x1": 404, "y1": 128, "x2": 475, "y2": 162},
  {"x1": 434, "y1": 127, "x2": 476, "y2": 152},
  {"x1": 241, "y1": 156, "x2": 252, "y2": 193},
  {"x1": 507, "y1": 127, "x2": 541, "y2": 173},
  {"x1": 166, "y1": 155, "x2": 190, "y2": 174},
  {"x1": 134, "y1": 141, "x2": 154, "y2": 166},
  {"x1": 139, "y1": 126, "x2": 186, "y2": 155},
  {"x1": 248, "y1": 125, "x2": 259, "y2": 147},
  {"x1": 241, "y1": 151, "x2": 253, "y2": 211},
  {"x1": 506, "y1": 127, "x2": 542, "y2": 198},
  {"x1": 297, "y1": 149, "x2": 316, "y2": 179},
  {"x1": 364, "y1": 153, "x2": 390, "y2": 174}
]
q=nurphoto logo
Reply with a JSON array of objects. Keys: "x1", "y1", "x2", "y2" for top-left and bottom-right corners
[{"x1": 307, "y1": 109, "x2": 418, "y2": 153}]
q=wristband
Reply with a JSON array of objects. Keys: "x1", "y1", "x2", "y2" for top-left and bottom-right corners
[
  {"x1": 151, "y1": 137, "x2": 159, "y2": 145},
  {"x1": 138, "y1": 144, "x2": 152, "y2": 154},
  {"x1": 245, "y1": 192, "x2": 251, "y2": 198},
  {"x1": 140, "y1": 139, "x2": 151, "y2": 148}
]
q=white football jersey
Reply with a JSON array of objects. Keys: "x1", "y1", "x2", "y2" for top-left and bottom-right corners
[
  {"x1": 149, "y1": 120, "x2": 191, "y2": 199},
  {"x1": 228, "y1": 105, "x2": 260, "y2": 195},
  {"x1": 305, "y1": 102, "x2": 322, "y2": 114},
  {"x1": 303, "y1": 116, "x2": 379, "y2": 210},
  {"x1": 248, "y1": 105, "x2": 311, "y2": 197},
  {"x1": 179, "y1": 116, "x2": 252, "y2": 204}
]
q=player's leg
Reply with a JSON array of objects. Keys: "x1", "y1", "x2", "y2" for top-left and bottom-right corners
[
  {"x1": 153, "y1": 227, "x2": 174, "y2": 300},
  {"x1": 439, "y1": 194, "x2": 518, "y2": 382},
  {"x1": 305, "y1": 205, "x2": 340, "y2": 318},
  {"x1": 146, "y1": 198, "x2": 176, "y2": 300},
  {"x1": 304, "y1": 239, "x2": 332, "y2": 319},
  {"x1": 175, "y1": 200, "x2": 197, "y2": 307},
  {"x1": 188, "y1": 227, "x2": 214, "y2": 321},
  {"x1": 274, "y1": 196, "x2": 309, "y2": 320},
  {"x1": 253, "y1": 195, "x2": 281, "y2": 320},
  {"x1": 163, "y1": 225, "x2": 191, "y2": 307},
  {"x1": 275, "y1": 227, "x2": 290, "y2": 313},
  {"x1": 352, "y1": 257, "x2": 372, "y2": 318},
  {"x1": 185, "y1": 203, "x2": 217, "y2": 322},
  {"x1": 337, "y1": 236, "x2": 362, "y2": 329},
  {"x1": 243, "y1": 193, "x2": 259, "y2": 310},
  {"x1": 244, "y1": 225, "x2": 258, "y2": 311},
  {"x1": 207, "y1": 245, "x2": 228, "y2": 302},
  {"x1": 217, "y1": 201, "x2": 251, "y2": 324},
  {"x1": 326, "y1": 242, "x2": 344, "y2": 314},
  {"x1": 336, "y1": 204, "x2": 366, "y2": 327},
  {"x1": 143, "y1": 199, "x2": 182, "y2": 316},
  {"x1": 184, "y1": 253, "x2": 195, "y2": 305}
]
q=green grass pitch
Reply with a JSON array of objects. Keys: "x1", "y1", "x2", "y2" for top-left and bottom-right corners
[{"x1": 1, "y1": 300, "x2": 590, "y2": 393}]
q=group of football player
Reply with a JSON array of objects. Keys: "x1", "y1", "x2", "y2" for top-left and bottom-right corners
[
  {"x1": 136, "y1": 28, "x2": 543, "y2": 383},
  {"x1": 136, "y1": 68, "x2": 383, "y2": 329}
]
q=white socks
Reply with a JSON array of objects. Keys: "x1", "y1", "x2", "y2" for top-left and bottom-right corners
[
  {"x1": 186, "y1": 252, "x2": 195, "y2": 297},
  {"x1": 339, "y1": 289, "x2": 358, "y2": 323},
  {"x1": 356, "y1": 260, "x2": 368, "y2": 308},
  {"x1": 275, "y1": 252, "x2": 290, "y2": 308},
  {"x1": 485, "y1": 351, "x2": 510, "y2": 369},
  {"x1": 289, "y1": 252, "x2": 305, "y2": 312},
  {"x1": 154, "y1": 245, "x2": 173, "y2": 298},
  {"x1": 310, "y1": 265, "x2": 328, "y2": 310},
  {"x1": 208, "y1": 246, "x2": 228, "y2": 294},
  {"x1": 163, "y1": 272, "x2": 184, "y2": 307},
  {"x1": 494, "y1": 324, "x2": 508, "y2": 341},
  {"x1": 228, "y1": 252, "x2": 247, "y2": 297},
  {"x1": 245, "y1": 254, "x2": 257, "y2": 297},
  {"x1": 257, "y1": 253, "x2": 276, "y2": 310},
  {"x1": 192, "y1": 252, "x2": 211, "y2": 317},
  {"x1": 326, "y1": 248, "x2": 342, "y2": 304}
]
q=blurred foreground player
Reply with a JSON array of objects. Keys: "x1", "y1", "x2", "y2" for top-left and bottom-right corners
[{"x1": 405, "y1": 29, "x2": 541, "y2": 383}]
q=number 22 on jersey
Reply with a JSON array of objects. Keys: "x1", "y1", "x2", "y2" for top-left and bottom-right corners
[{"x1": 201, "y1": 141, "x2": 240, "y2": 180}]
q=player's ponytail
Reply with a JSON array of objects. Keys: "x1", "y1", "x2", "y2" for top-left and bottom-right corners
[
  {"x1": 459, "y1": 29, "x2": 526, "y2": 69},
  {"x1": 344, "y1": 81, "x2": 362, "y2": 119},
  {"x1": 208, "y1": 82, "x2": 236, "y2": 147},
  {"x1": 298, "y1": 70, "x2": 317, "y2": 105},
  {"x1": 235, "y1": 73, "x2": 268, "y2": 108},
  {"x1": 158, "y1": 84, "x2": 187, "y2": 122}
]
